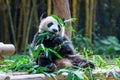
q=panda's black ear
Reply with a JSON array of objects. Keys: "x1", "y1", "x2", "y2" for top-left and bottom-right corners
[
  {"x1": 62, "y1": 18, "x2": 65, "y2": 24},
  {"x1": 40, "y1": 12, "x2": 48, "y2": 21},
  {"x1": 62, "y1": 18, "x2": 65, "y2": 21}
]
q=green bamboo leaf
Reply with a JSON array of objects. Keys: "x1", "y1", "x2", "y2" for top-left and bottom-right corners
[
  {"x1": 43, "y1": 72, "x2": 51, "y2": 77},
  {"x1": 97, "y1": 55, "x2": 106, "y2": 64},
  {"x1": 36, "y1": 31, "x2": 52, "y2": 45},
  {"x1": 40, "y1": 44, "x2": 45, "y2": 51},
  {"x1": 48, "y1": 48, "x2": 62, "y2": 59},
  {"x1": 64, "y1": 18, "x2": 77, "y2": 23},
  {"x1": 48, "y1": 52, "x2": 52, "y2": 61},
  {"x1": 51, "y1": 15, "x2": 64, "y2": 25},
  {"x1": 68, "y1": 72, "x2": 73, "y2": 80},
  {"x1": 27, "y1": 44, "x2": 35, "y2": 53},
  {"x1": 115, "y1": 58, "x2": 120, "y2": 68},
  {"x1": 36, "y1": 67, "x2": 49, "y2": 73},
  {"x1": 82, "y1": 74, "x2": 89, "y2": 80},
  {"x1": 57, "y1": 69, "x2": 70, "y2": 74},
  {"x1": 64, "y1": 25, "x2": 75, "y2": 32},
  {"x1": 51, "y1": 15, "x2": 75, "y2": 32},
  {"x1": 85, "y1": 51, "x2": 88, "y2": 60},
  {"x1": 73, "y1": 71, "x2": 84, "y2": 80},
  {"x1": 92, "y1": 55, "x2": 95, "y2": 63},
  {"x1": 27, "y1": 68, "x2": 35, "y2": 73}
]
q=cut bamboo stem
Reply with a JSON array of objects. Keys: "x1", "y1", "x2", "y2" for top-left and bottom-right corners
[
  {"x1": 0, "y1": 42, "x2": 15, "y2": 55},
  {"x1": 0, "y1": 74, "x2": 10, "y2": 80}
]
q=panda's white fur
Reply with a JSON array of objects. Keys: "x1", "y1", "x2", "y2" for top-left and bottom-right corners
[{"x1": 38, "y1": 16, "x2": 65, "y2": 37}]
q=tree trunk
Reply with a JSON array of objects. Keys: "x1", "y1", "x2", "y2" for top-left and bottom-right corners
[{"x1": 52, "y1": 0, "x2": 72, "y2": 39}]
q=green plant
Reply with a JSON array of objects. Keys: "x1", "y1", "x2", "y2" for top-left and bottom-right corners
[
  {"x1": 92, "y1": 55, "x2": 107, "y2": 67},
  {"x1": 73, "y1": 32, "x2": 120, "y2": 57},
  {"x1": 115, "y1": 58, "x2": 120, "y2": 68},
  {"x1": 93, "y1": 36, "x2": 120, "y2": 57},
  {"x1": 72, "y1": 31, "x2": 92, "y2": 53}
]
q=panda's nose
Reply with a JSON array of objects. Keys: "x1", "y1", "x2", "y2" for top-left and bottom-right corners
[{"x1": 53, "y1": 29, "x2": 58, "y2": 32}]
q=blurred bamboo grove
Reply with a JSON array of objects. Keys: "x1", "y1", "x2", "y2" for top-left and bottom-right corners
[{"x1": 0, "y1": 0, "x2": 120, "y2": 52}]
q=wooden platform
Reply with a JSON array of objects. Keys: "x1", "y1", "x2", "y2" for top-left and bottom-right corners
[{"x1": 0, "y1": 69, "x2": 120, "y2": 80}]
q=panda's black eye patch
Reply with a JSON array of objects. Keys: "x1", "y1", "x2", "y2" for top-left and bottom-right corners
[
  {"x1": 58, "y1": 25, "x2": 61, "y2": 31},
  {"x1": 47, "y1": 22, "x2": 53, "y2": 27}
]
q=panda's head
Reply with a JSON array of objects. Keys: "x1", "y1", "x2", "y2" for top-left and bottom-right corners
[{"x1": 38, "y1": 16, "x2": 65, "y2": 37}]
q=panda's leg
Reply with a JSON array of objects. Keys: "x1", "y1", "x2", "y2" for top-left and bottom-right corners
[
  {"x1": 68, "y1": 55, "x2": 95, "y2": 69},
  {"x1": 36, "y1": 55, "x2": 57, "y2": 72},
  {"x1": 55, "y1": 58, "x2": 73, "y2": 69},
  {"x1": 63, "y1": 35, "x2": 75, "y2": 55}
]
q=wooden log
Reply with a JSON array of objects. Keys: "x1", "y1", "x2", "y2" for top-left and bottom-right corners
[
  {"x1": 0, "y1": 42, "x2": 15, "y2": 55},
  {"x1": 9, "y1": 73, "x2": 67, "y2": 80},
  {"x1": 11, "y1": 72, "x2": 28, "y2": 76},
  {"x1": 10, "y1": 74, "x2": 49, "y2": 80}
]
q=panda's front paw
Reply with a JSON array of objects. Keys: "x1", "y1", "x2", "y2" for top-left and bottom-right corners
[
  {"x1": 78, "y1": 60, "x2": 95, "y2": 69},
  {"x1": 87, "y1": 61, "x2": 95, "y2": 69},
  {"x1": 46, "y1": 63, "x2": 57, "y2": 72},
  {"x1": 53, "y1": 36, "x2": 63, "y2": 45}
]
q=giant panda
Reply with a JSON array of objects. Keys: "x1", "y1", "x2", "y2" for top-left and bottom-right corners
[
  {"x1": 30, "y1": 14, "x2": 75, "y2": 56},
  {"x1": 30, "y1": 14, "x2": 94, "y2": 72}
]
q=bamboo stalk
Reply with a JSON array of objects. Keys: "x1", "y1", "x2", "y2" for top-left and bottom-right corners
[
  {"x1": 92, "y1": 0, "x2": 96, "y2": 32},
  {"x1": 21, "y1": 0, "x2": 30, "y2": 51},
  {"x1": 72, "y1": 0, "x2": 77, "y2": 18},
  {"x1": 89, "y1": 0, "x2": 94, "y2": 45},
  {"x1": 6, "y1": 0, "x2": 17, "y2": 47},
  {"x1": 13, "y1": 0, "x2": 18, "y2": 33},
  {"x1": 1, "y1": 0, "x2": 9, "y2": 43},
  {"x1": 25, "y1": 8, "x2": 33, "y2": 52},
  {"x1": 47, "y1": 0, "x2": 52, "y2": 15},
  {"x1": 85, "y1": 0, "x2": 89, "y2": 37},
  {"x1": 17, "y1": 0, "x2": 23, "y2": 51},
  {"x1": 32, "y1": 0, "x2": 39, "y2": 25},
  {"x1": 21, "y1": 0, "x2": 27, "y2": 51},
  {"x1": 72, "y1": 0, "x2": 79, "y2": 31}
]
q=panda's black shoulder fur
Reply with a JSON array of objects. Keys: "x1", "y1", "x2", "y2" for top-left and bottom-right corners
[{"x1": 30, "y1": 31, "x2": 75, "y2": 55}]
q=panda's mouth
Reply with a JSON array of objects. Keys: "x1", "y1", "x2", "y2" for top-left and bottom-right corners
[
  {"x1": 52, "y1": 29, "x2": 58, "y2": 33},
  {"x1": 51, "y1": 30, "x2": 58, "y2": 34},
  {"x1": 51, "y1": 31, "x2": 58, "y2": 35}
]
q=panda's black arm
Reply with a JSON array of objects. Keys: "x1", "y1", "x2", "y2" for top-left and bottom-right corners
[
  {"x1": 63, "y1": 34, "x2": 71, "y2": 41},
  {"x1": 31, "y1": 32, "x2": 40, "y2": 48},
  {"x1": 29, "y1": 32, "x2": 40, "y2": 56}
]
